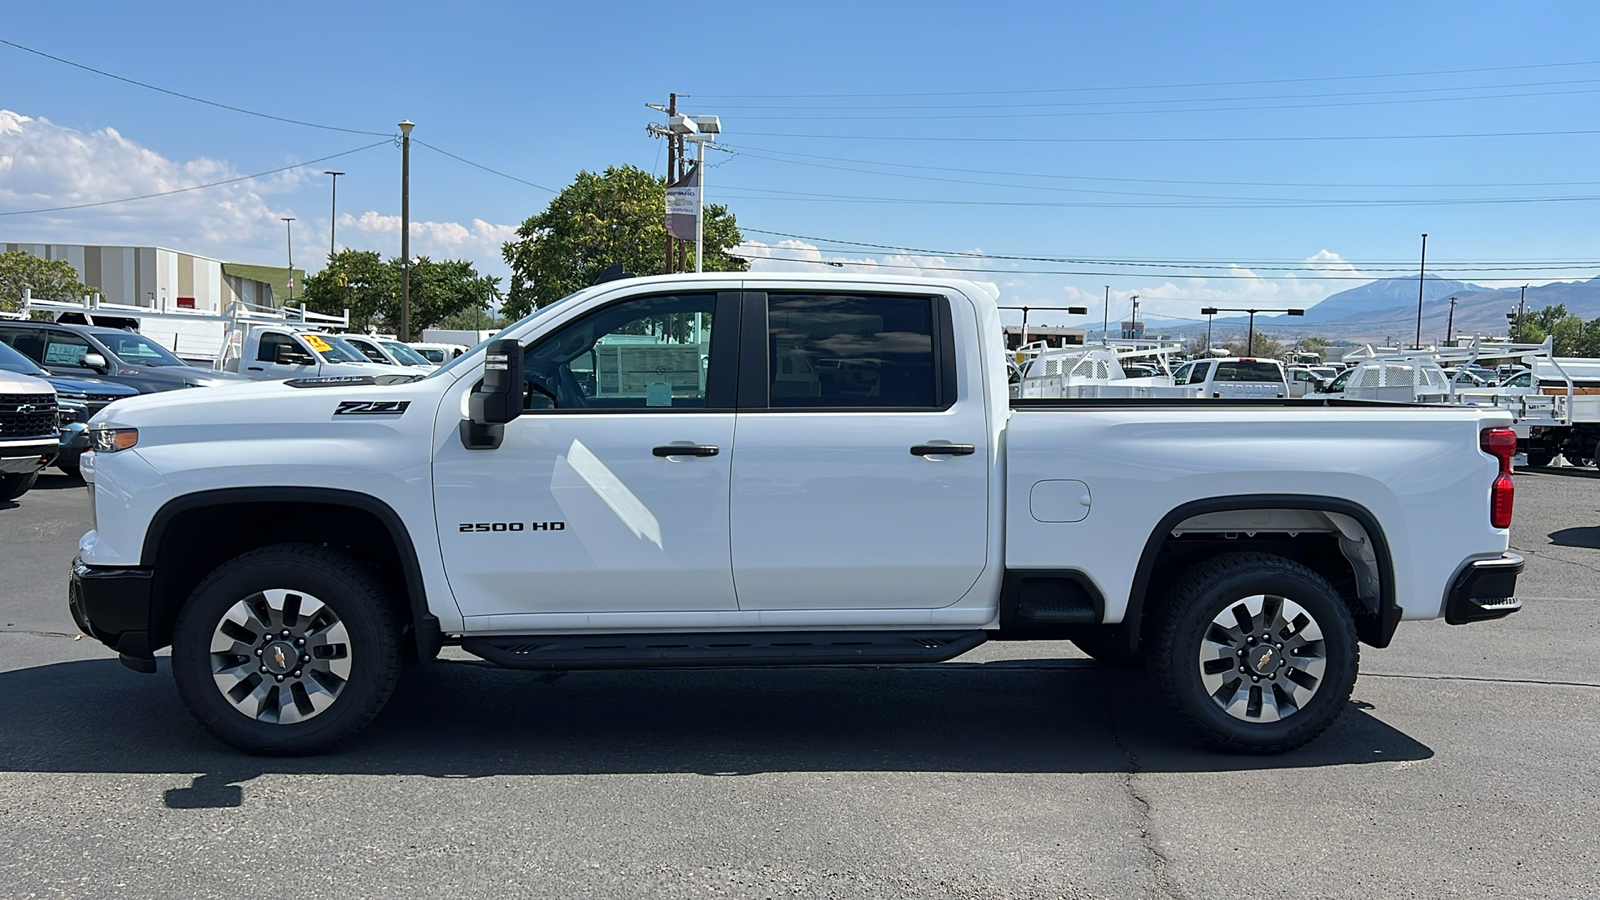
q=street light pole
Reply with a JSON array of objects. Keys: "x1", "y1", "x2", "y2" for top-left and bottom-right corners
[
  {"x1": 1199, "y1": 306, "x2": 1305, "y2": 357},
  {"x1": 1205, "y1": 309, "x2": 1215, "y2": 351},
  {"x1": 323, "y1": 171, "x2": 344, "y2": 258},
  {"x1": 1516, "y1": 283, "x2": 1528, "y2": 340},
  {"x1": 399, "y1": 120, "x2": 414, "y2": 342},
  {"x1": 1445, "y1": 296, "x2": 1458, "y2": 345},
  {"x1": 281, "y1": 217, "x2": 295, "y2": 302},
  {"x1": 1414, "y1": 233, "x2": 1428, "y2": 349}
]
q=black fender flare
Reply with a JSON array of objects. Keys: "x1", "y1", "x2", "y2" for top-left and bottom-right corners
[
  {"x1": 142, "y1": 486, "x2": 441, "y2": 659},
  {"x1": 1120, "y1": 494, "x2": 1399, "y2": 651}
]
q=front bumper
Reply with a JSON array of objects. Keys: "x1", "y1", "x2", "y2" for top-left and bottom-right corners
[
  {"x1": 1445, "y1": 553, "x2": 1525, "y2": 625},
  {"x1": 68, "y1": 555, "x2": 158, "y2": 673},
  {"x1": 1, "y1": 438, "x2": 59, "y2": 474},
  {"x1": 56, "y1": 424, "x2": 89, "y2": 467}
]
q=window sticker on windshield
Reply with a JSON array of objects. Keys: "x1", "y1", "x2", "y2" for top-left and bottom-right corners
[
  {"x1": 44, "y1": 343, "x2": 86, "y2": 366},
  {"x1": 301, "y1": 334, "x2": 333, "y2": 353},
  {"x1": 645, "y1": 381, "x2": 673, "y2": 407}
]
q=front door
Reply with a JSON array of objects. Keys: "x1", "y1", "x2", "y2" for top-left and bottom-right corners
[
  {"x1": 728, "y1": 290, "x2": 991, "y2": 610},
  {"x1": 433, "y1": 290, "x2": 740, "y2": 619}
]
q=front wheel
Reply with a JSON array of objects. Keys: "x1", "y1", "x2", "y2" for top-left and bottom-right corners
[
  {"x1": 1149, "y1": 552, "x2": 1358, "y2": 754},
  {"x1": 172, "y1": 544, "x2": 401, "y2": 755}
]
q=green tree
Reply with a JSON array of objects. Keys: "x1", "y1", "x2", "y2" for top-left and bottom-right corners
[
  {"x1": 1509, "y1": 304, "x2": 1593, "y2": 354},
  {"x1": 1222, "y1": 335, "x2": 1284, "y2": 358},
  {"x1": 0, "y1": 250, "x2": 94, "y2": 313},
  {"x1": 301, "y1": 251, "x2": 500, "y2": 337},
  {"x1": 1294, "y1": 336, "x2": 1331, "y2": 360},
  {"x1": 500, "y1": 165, "x2": 747, "y2": 319}
]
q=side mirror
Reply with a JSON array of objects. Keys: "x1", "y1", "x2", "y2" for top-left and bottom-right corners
[
  {"x1": 81, "y1": 351, "x2": 109, "y2": 372},
  {"x1": 462, "y1": 339, "x2": 523, "y2": 449}
]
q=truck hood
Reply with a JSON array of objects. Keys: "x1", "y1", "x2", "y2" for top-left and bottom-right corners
[
  {"x1": 0, "y1": 370, "x2": 56, "y2": 396},
  {"x1": 92, "y1": 374, "x2": 435, "y2": 429}
]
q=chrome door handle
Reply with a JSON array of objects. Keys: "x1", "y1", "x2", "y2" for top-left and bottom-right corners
[
  {"x1": 653, "y1": 444, "x2": 719, "y2": 457},
  {"x1": 910, "y1": 443, "x2": 975, "y2": 456}
]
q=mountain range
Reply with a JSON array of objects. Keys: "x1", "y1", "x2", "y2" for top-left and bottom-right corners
[{"x1": 1157, "y1": 274, "x2": 1600, "y2": 346}]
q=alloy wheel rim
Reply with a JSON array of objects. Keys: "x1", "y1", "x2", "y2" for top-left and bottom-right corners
[
  {"x1": 1197, "y1": 593, "x2": 1327, "y2": 723},
  {"x1": 208, "y1": 589, "x2": 353, "y2": 725}
]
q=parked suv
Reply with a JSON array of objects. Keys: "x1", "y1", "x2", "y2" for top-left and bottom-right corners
[
  {"x1": 0, "y1": 340, "x2": 137, "y2": 477},
  {"x1": 0, "y1": 368, "x2": 58, "y2": 502},
  {"x1": 0, "y1": 321, "x2": 248, "y2": 393}
]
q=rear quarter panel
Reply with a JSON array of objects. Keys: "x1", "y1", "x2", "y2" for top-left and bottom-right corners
[{"x1": 1003, "y1": 405, "x2": 1512, "y2": 623}]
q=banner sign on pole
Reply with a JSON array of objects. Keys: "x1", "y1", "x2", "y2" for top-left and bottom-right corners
[{"x1": 665, "y1": 163, "x2": 699, "y2": 241}]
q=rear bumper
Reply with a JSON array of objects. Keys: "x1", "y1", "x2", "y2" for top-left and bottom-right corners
[
  {"x1": 68, "y1": 555, "x2": 158, "y2": 672},
  {"x1": 1444, "y1": 553, "x2": 1524, "y2": 625}
]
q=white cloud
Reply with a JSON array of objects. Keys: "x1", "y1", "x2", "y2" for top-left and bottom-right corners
[
  {"x1": 0, "y1": 109, "x2": 307, "y2": 261},
  {"x1": 736, "y1": 238, "x2": 998, "y2": 295},
  {"x1": 337, "y1": 211, "x2": 518, "y2": 269},
  {"x1": 0, "y1": 110, "x2": 515, "y2": 281}
]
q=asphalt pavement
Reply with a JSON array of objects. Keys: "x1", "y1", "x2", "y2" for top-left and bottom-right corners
[{"x1": 1, "y1": 466, "x2": 1596, "y2": 900}]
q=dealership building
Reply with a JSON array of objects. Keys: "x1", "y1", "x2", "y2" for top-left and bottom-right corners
[{"x1": 4, "y1": 243, "x2": 286, "y2": 313}]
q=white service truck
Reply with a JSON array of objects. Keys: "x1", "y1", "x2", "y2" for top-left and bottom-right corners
[
  {"x1": 218, "y1": 326, "x2": 391, "y2": 381},
  {"x1": 69, "y1": 273, "x2": 1525, "y2": 756}
]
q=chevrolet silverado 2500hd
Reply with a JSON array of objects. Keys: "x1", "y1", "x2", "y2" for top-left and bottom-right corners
[{"x1": 68, "y1": 273, "x2": 1524, "y2": 755}]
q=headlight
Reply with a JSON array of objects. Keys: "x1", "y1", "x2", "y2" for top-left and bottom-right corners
[{"x1": 88, "y1": 425, "x2": 139, "y2": 453}]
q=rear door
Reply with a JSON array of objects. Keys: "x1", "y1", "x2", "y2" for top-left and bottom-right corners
[{"x1": 728, "y1": 289, "x2": 990, "y2": 610}]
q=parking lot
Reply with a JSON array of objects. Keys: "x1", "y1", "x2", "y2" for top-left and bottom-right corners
[{"x1": 1, "y1": 467, "x2": 1596, "y2": 900}]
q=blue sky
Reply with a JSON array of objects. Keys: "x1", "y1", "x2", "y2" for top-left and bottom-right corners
[{"x1": 4, "y1": 1, "x2": 1600, "y2": 330}]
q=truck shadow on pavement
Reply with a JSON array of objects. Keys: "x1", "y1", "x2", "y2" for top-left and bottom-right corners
[
  {"x1": 0, "y1": 655, "x2": 1432, "y2": 809},
  {"x1": 1548, "y1": 526, "x2": 1600, "y2": 549}
]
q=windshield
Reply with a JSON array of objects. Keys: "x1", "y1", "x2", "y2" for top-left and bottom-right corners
[
  {"x1": 346, "y1": 338, "x2": 394, "y2": 365},
  {"x1": 0, "y1": 340, "x2": 49, "y2": 376},
  {"x1": 1327, "y1": 369, "x2": 1352, "y2": 392},
  {"x1": 300, "y1": 333, "x2": 369, "y2": 364},
  {"x1": 381, "y1": 340, "x2": 432, "y2": 366},
  {"x1": 1213, "y1": 361, "x2": 1284, "y2": 382},
  {"x1": 95, "y1": 331, "x2": 188, "y2": 367},
  {"x1": 424, "y1": 289, "x2": 583, "y2": 380}
]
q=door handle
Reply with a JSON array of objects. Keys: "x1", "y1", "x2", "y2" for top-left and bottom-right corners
[
  {"x1": 910, "y1": 443, "x2": 976, "y2": 456},
  {"x1": 247, "y1": 366, "x2": 264, "y2": 371},
  {"x1": 653, "y1": 444, "x2": 719, "y2": 457}
]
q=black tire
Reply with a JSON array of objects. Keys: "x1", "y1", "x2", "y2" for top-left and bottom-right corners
[
  {"x1": 172, "y1": 544, "x2": 401, "y2": 756},
  {"x1": 1563, "y1": 449, "x2": 1595, "y2": 468},
  {"x1": 0, "y1": 471, "x2": 39, "y2": 502},
  {"x1": 1149, "y1": 552, "x2": 1358, "y2": 754},
  {"x1": 1524, "y1": 451, "x2": 1554, "y2": 467},
  {"x1": 1070, "y1": 626, "x2": 1144, "y2": 668}
]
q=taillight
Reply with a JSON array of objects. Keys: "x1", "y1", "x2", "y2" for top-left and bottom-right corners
[{"x1": 1480, "y1": 427, "x2": 1516, "y2": 528}]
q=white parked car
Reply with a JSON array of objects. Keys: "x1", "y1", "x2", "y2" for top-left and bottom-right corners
[
  {"x1": 341, "y1": 334, "x2": 437, "y2": 372},
  {"x1": 1172, "y1": 358, "x2": 1291, "y2": 398},
  {"x1": 408, "y1": 342, "x2": 470, "y2": 365}
]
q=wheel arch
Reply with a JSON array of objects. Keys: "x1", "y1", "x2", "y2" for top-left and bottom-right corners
[
  {"x1": 141, "y1": 487, "x2": 440, "y2": 660},
  {"x1": 1123, "y1": 494, "x2": 1399, "y2": 652}
]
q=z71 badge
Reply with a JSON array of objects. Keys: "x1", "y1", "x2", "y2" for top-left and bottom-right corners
[{"x1": 334, "y1": 400, "x2": 411, "y2": 417}]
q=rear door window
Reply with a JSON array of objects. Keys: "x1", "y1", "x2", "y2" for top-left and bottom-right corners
[{"x1": 765, "y1": 293, "x2": 941, "y2": 409}]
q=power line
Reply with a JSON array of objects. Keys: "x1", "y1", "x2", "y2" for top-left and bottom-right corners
[
  {"x1": 0, "y1": 141, "x2": 390, "y2": 217},
  {"x1": 720, "y1": 84, "x2": 1600, "y2": 121},
  {"x1": 725, "y1": 146, "x2": 1600, "y2": 204},
  {"x1": 691, "y1": 58, "x2": 1600, "y2": 99},
  {"x1": 702, "y1": 76, "x2": 1600, "y2": 111},
  {"x1": 724, "y1": 143, "x2": 1600, "y2": 190},
  {"x1": 717, "y1": 183, "x2": 1600, "y2": 210},
  {"x1": 0, "y1": 37, "x2": 392, "y2": 137},
  {"x1": 734, "y1": 128, "x2": 1600, "y2": 145},
  {"x1": 412, "y1": 140, "x2": 558, "y2": 193}
]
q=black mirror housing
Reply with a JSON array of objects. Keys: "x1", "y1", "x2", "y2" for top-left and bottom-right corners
[{"x1": 469, "y1": 339, "x2": 524, "y2": 426}]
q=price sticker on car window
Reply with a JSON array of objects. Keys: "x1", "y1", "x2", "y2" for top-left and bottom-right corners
[{"x1": 301, "y1": 334, "x2": 333, "y2": 353}]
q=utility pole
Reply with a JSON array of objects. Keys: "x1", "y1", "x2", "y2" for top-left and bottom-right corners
[
  {"x1": 1129, "y1": 294, "x2": 1140, "y2": 340},
  {"x1": 1102, "y1": 285, "x2": 1110, "y2": 343},
  {"x1": 1445, "y1": 296, "x2": 1458, "y2": 346},
  {"x1": 281, "y1": 217, "x2": 295, "y2": 301},
  {"x1": 666, "y1": 93, "x2": 677, "y2": 274},
  {"x1": 399, "y1": 120, "x2": 414, "y2": 342},
  {"x1": 1516, "y1": 283, "x2": 1528, "y2": 340},
  {"x1": 1414, "y1": 233, "x2": 1428, "y2": 349},
  {"x1": 324, "y1": 170, "x2": 344, "y2": 258}
]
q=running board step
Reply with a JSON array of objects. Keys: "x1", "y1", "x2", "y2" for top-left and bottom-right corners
[{"x1": 459, "y1": 630, "x2": 987, "y2": 671}]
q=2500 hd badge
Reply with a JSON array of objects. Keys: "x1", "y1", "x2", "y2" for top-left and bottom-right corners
[{"x1": 457, "y1": 521, "x2": 566, "y2": 532}]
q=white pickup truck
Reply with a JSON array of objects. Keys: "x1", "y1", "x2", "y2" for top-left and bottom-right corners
[
  {"x1": 218, "y1": 326, "x2": 389, "y2": 380},
  {"x1": 69, "y1": 273, "x2": 1525, "y2": 756}
]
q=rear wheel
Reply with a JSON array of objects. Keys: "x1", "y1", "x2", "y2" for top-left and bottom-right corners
[
  {"x1": 0, "y1": 471, "x2": 39, "y2": 502},
  {"x1": 172, "y1": 544, "x2": 401, "y2": 755},
  {"x1": 1149, "y1": 552, "x2": 1358, "y2": 753}
]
